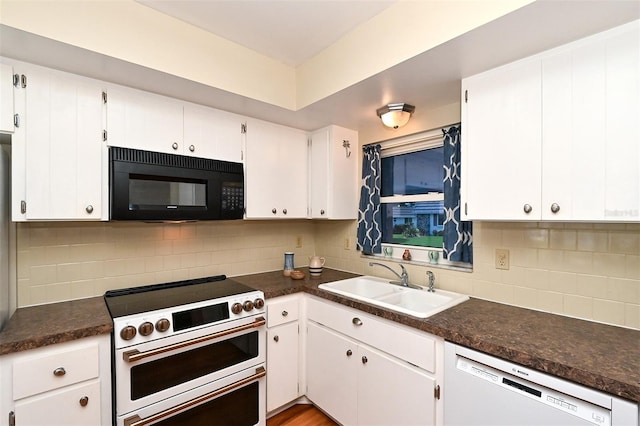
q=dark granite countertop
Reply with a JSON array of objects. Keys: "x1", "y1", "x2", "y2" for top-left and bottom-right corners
[
  {"x1": 1, "y1": 268, "x2": 638, "y2": 403},
  {"x1": 0, "y1": 296, "x2": 112, "y2": 356}
]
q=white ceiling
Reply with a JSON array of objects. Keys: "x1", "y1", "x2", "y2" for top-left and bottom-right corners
[
  {"x1": 135, "y1": 0, "x2": 397, "y2": 67},
  {"x1": 1, "y1": 1, "x2": 639, "y2": 137}
]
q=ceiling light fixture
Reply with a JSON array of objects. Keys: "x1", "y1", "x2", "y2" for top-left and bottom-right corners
[{"x1": 376, "y1": 103, "x2": 415, "y2": 129}]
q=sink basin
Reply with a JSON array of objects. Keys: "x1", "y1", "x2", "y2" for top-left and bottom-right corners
[{"x1": 318, "y1": 276, "x2": 469, "y2": 318}]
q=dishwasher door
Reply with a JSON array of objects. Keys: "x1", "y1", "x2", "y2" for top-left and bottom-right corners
[{"x1": 444, "y1": 343, "x2": 638, "y2": 426}]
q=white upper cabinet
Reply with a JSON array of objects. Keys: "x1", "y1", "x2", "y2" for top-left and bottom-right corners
[
  {"x1": 461, "y1": 56, "x2": 542, "y2": 221},
  {"x1": 244, "y1": 118, "x2": 308, "y2": 219},
  {"x1": 0, "y1": 63, "x2": 15, "y2": 134},
  {"x1": 106, "y1": 86, "x2": 244, "y2": 162},
  {"x1": 462, "y1": 20, "x2": 639, "y2": 222},
  {"x1": 183, "y1": 103, "x2": 243, "y2": 163},
  {"x1": 106, "y1": 85, "x2": 183, "y2": 154},
  {"x1": 542, "y1": 23, "x2": 639, "y2": 221},
  {"x1": 309, "y1": 125, "x2": 358, "y2": 219},
  {"x1": 12, "y1": 62, "x2": 106, "y2": 221}
]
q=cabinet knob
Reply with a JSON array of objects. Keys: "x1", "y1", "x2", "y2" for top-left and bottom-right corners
[
  {"x1": 550, "y1": 203, "x2": 560, "y2": 214},
  {"x1": 320, "y1": 209, "x2": 325, "y2": 215},
  {"x1": 346, "y1": 349, "x2": 353, "y2": 357},
  {"x1": 172, "y1": 142, "x2": 179, "y2": 150},
  {"x1": 273, "y1": 335, "x2": 279, "y2": 342},
  {"x1": 281, "y1": 310, "x2": 288, "y2": 317},
  {"x1": 523, "y1": 204, "x2": 532, "y2": 214},
  {"x1": 272, "y1": 208, "x2": 277, "y2": 214},
  {"x1": 361, "y1": 356, "x2": 368, "y2": 364},
  {"x1": 282, "y1": 209, "x2": 287, "y2": 215},
  {"x1": 189, "y1": 145, "x2": 195, "y2": 152},
  {"x1": 79, "y1": 396, "x2": 89, "y2": 407},
  {"x1": 352, "y1": 317, "x2": 363, "y2": 326},
  {"x1": 53, "y1": 367, "x2": 66, "y2": 377},
  {"x1": 85, "y1": 205, "x2": 94, "y2": 214}
]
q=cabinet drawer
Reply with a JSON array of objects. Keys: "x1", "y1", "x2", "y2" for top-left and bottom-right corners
[
  {"x1": 307, "y1": 296, "x2": 437, "y2": 372},
  {"x1": 14, "y1": 379, "x2": 101, "y2": 425},
  {"x1": 267, "y1": 295, "x2": 300, "y2": 327},
  {"x1": 13, "y1": 342, "x2": 100, "y2": 400}
]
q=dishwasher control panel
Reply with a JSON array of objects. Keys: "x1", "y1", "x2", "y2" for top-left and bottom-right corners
[{"x1": 456, "y1": 357, "x2": 611, "y2": 425}]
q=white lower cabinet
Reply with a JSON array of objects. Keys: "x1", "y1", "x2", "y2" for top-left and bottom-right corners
[
  {"x1": 305, "y1": 296, "x2": 443, "y2": 426},
  {"x1": 266, "y1": 295, "x2": 301, "y2": 412},
  {"x1": 0, "y1": 335, "x2": 111, "y2": 426}
]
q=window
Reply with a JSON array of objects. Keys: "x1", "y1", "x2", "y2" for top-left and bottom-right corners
[{"x1": 381, "y1": 146, "x2": 444, "y2": 249}]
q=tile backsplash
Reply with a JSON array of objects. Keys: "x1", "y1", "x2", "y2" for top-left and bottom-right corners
[{"x1": 16, "y1": 220, "x2": 640, "y2": 330}]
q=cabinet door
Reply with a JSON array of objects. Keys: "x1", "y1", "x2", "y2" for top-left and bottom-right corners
[
  {"x1": 358, "y1": 345, "x2": 436, "y2": 426},
  {"x1": 310, "y1": 126, "x2": 358, "y2": 219},
  {"x1": 309, "y1": 128, "x2": 330, "y2": 218},
  {"x1": 24, "y1": 67, "x2": 104, "y2": 220},
  {"x1": 306, "y1": 322, "x2": 357, "y2": 425},
  {"x1": 14, "y1": 380, "x2": 101, "y2": 426},
  {"x1": 543, "y1": 22, "x2": 640, "y2": 221},
  {"x1": 183, "y1": 103, "x2": 243, "y2": 162},
  {"x1": 245, "y1": 119, "x2": 308, "y2": 218},
  {"x1": 0, "y1": 63, "x2": 14, "y2": 133},
  {"x1": 461, "y1": 57, "x2": 542, "y2": 220},
  {"x1": 266, "y1": 322, "x2": 299, "y2": 412},
  {"x1": 107, "y1": 85, "x2": 183, "y2": 154}
]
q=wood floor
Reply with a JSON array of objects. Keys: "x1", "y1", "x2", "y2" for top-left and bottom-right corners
[{"x1": 267, "y1": 404, "x2": 338, "y2": 426}]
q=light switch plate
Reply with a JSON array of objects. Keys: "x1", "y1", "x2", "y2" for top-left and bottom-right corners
[{"x1": 495, "y1": 249, "x2": 510, "y2": 270}]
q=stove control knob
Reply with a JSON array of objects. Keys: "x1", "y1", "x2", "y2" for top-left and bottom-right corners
[
  {"x1": 120, "y1": 325, "x2": 137, "y2": 341},
  {"x1": 155, "y1": 318, "x2": 170, "y2": 332},
  {"x1": 139, "y1": 321, "x2": 154, "y2": 336},
  {"x1": 243, "y1": 300, "x2": 254, "y2": 312},
  {"x1": 231, "y1": 302, "x2": 243, "y2": 314},
  {"x1": 253, "y1": 298, "x2": 265, "y2": 309}
]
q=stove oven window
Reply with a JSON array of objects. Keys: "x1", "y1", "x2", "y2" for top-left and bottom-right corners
[{"x1": 130, "y1": 331, "x2": 259, "y2": 400}]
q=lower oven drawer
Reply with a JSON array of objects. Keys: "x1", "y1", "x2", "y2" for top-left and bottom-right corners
[{"x1": 119, "y1": 365, "x2": 266, "y2": 426}]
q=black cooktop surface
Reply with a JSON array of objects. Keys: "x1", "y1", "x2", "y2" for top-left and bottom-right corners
[{"x1": 104, "y1": 275, "x2": 257, "y2": 318}]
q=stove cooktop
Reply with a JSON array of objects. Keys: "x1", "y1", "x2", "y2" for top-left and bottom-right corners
[{"x1": 104, "y1": 275, "x2": 257, "y2": 318}]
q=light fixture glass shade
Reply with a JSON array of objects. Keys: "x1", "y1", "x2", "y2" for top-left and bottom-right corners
[{"x1": 376, "y1": 103, "x2": 415, "y2": 129}]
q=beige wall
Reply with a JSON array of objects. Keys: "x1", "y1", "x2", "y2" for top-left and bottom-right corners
[{"x1": 17, "y1": 218, "x2": 640, "y2": 330}]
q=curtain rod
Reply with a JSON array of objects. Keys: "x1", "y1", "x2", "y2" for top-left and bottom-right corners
[{"x1": 363, "y1": 122, "x2": 459, "y2": 149}]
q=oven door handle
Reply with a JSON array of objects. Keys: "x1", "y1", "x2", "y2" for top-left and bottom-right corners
[
  {"x1": 123, "y1": 365, "x2": 266, "y2": 426},
  {"x1": 122, "y1": 316, "x2": 266, "y2": 363}
]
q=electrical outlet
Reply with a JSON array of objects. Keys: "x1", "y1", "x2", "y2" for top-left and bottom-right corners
[
  {"x1": 344, "y1": 237, "x2": 350, "y2": 250},
  {"x1": 495, "y1": 249, "x2": 510, "y2": 270},
  {"x1": 295, "y1": 235, "x2": 303, "y2": 248}
]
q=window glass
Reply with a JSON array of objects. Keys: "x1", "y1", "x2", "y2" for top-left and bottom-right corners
[
  {"x1": 381, "y1": 148, "x2": 444, "y2": 249},
  {"x1": 381, "y1": 148, "x2": 443, "y2": 196}
]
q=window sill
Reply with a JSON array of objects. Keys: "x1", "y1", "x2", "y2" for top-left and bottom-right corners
[{"x1": 360, "y1": 248, "x2": 473, "y2": 273}]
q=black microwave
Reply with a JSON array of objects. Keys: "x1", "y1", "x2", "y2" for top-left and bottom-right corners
[{"x1": 109, "y1": 147, "x2": 244, "y2": 221}]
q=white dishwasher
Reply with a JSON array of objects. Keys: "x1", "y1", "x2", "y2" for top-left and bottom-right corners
[{"x1": 444, "y1": 343, "x2": 638, "y2": 426}]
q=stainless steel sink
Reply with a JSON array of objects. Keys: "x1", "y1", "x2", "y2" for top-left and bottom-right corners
[{"x1": 318, "y1": 275, "x2": 469, "y2": 318}]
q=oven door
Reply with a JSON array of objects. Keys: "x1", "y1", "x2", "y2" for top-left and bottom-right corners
[
  {"x1": 119, "y1": 364, "x2": 266, "y2": 426},
  {"x1": 115, "y1": 315, "x2": 266, "y2": 416}
]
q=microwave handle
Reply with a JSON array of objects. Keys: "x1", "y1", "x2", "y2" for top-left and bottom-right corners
[
  {"x1": 123, "y1": 366, "x2": 266, "y2": 426},
  {"x1": 122, "y1": 316, "x2": 266, "y2": 363}
]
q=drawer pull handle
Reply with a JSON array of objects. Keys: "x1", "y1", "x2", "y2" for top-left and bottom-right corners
[
  {"x1": 362, "y1": 356, "x2": 368, "y2": 364},
  {"x1": 352, "y1": 317, "x2": 363, "y2": 326},
  {"x1": 53, "y1": 367, "x2": 66, "y2": 377},
  {"x1": 281, "y1": 310, "x2": 288, "y2": 317},
  {"x1": 346, "y1": 349, "x2": 353, "y2": 357},
  {"x1": 273, "y1": 335, "x2": 279, "y2": 342},
  {"x1": 79, "y1": 396, "x2": 89, "y2": 407}
]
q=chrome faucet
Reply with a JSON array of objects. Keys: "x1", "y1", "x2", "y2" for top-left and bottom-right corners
[
  {"x1": 368, "y1": 262, "x2": 422, "y2": 290},
  {"x1": 426, "y1": 271, "x2": 435, "y2": 292}
]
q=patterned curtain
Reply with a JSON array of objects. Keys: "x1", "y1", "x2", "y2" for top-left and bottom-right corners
[
  {"x1": 357, "y1": 144, "x2": 382, "y2": 255},
  {"x1": 443, "y1": 125, "x2": 473, "y2": 263}
]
